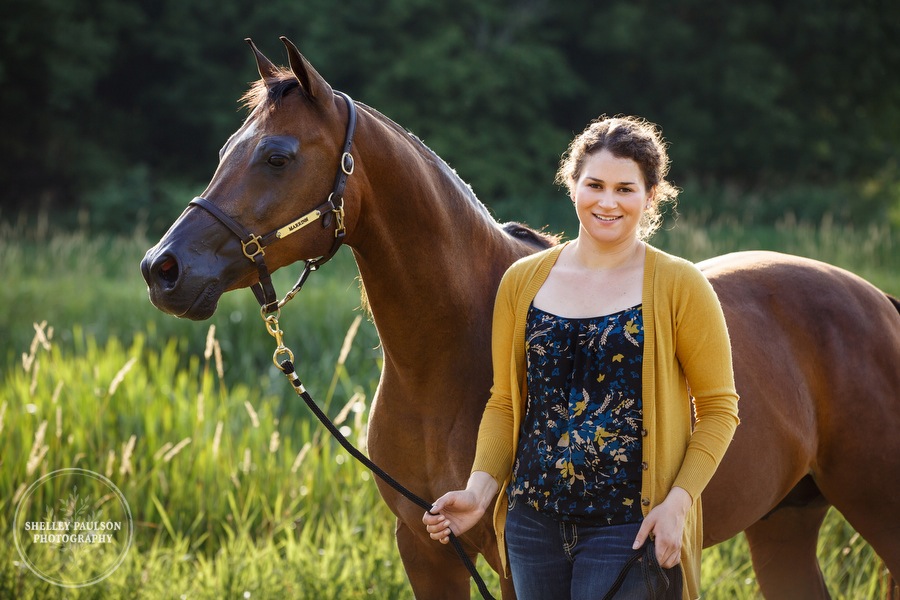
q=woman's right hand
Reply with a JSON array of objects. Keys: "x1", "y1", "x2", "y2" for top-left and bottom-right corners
[{"x1": 423, "y1": 471, "x2": 499, "y2": 544}]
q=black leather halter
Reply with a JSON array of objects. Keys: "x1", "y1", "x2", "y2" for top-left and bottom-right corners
[{"x1": 190, "y1": 91, "x2": 357, "y2": 315}]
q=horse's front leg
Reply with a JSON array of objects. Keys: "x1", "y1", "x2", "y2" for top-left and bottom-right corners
[
  {"x1": 395, "y1": 516, "x2": 517, "y2": 599},
  {"x1": 396, "y1": 518, "x2": 476, "y2": 599}
]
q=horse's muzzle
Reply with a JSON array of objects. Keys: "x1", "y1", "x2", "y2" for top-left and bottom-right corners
[{"x1": 140, "y1": 246, "x2": 221, "y2": 320}]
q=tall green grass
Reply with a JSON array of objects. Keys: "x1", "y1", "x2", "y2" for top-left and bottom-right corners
[
  {"x1": 1, "y1": 216, "x2": 896, "y2": 598},
  {"x1": 0, "y1": 219, "x2": 382, "y2": 396},
  {"x1": 1, "y1": 322, "x2": 409, "y2": 598}
]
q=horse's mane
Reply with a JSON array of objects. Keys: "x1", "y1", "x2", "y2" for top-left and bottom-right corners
[
  {"x1": 351, "y1": 102, "x2": 559, "y2": 249},
  {"x1": 358, "y1": 103, "x2": 560, "y2": 249},
  {"x1": 240, "y1": 72, "x2": 559, "y2": 250},
  {"x1": 354, "y1": 101, "x2": 494, "y2": 217},
  {"x1": 888, "y1": 294, "x2": 900, "y2": 316},
  {"x1": 501, "y1": 222, "x2": 558, "y2": 250}
]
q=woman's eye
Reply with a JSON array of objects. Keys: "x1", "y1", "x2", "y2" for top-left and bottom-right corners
[{"x1": 267, "y1": 154, "x2": 288, "y2": 168}]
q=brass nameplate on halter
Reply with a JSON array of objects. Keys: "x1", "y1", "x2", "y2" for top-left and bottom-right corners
[{"x1": 275, "y1": 210, "x2": 321, "y2": 239}]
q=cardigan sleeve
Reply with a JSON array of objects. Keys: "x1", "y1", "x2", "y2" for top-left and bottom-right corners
[
  {"x1": 470, "y1": 267, "x2": 520, "y2": 486},
  {"x1": 670, "y1": 263, "x2": 740, "y2": 500}
]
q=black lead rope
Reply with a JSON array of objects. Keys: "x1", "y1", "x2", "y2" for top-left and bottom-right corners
[
  {"x1": 279, "y1": 360, "x2": 496, "y2": 600},
  {"x1": 600, "y1": 539, "x2": 682, "y2": 600}
]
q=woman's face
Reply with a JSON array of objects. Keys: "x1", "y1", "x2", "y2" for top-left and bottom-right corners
[{"x1": 572, "y1": 149, "x2": 652, "y2": 249}]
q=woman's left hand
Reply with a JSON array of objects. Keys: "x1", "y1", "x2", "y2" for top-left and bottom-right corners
[{"x1": 632, "y1": 486, "x2": 692, "y2": 568}]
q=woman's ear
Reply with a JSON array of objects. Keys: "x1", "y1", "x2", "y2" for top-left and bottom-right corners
[{"x1": 645, "y1": 186, "x2": 657, "y2": 211}]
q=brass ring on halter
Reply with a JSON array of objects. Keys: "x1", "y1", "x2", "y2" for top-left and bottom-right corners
[{"x1": 261, "y1": 306, "x2": 281, "y2": 321}]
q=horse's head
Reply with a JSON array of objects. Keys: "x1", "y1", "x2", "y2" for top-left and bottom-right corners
[{"x1": 141, "y1": 38, "x2": 358, "y2": 320}]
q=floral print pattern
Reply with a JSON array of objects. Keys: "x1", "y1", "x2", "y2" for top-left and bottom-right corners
[{"x1": 508, "y1": 304, "x2": 644, "y2": 525}]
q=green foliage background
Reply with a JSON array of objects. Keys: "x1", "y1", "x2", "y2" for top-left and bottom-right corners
[{"x1": 2, "y1": 0, "x2": 899, "y2": 234}]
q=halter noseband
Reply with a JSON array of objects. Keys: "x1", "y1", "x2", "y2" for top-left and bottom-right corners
[{"x1": 190, "y1": 91, "x2": 358, "y2": 315}]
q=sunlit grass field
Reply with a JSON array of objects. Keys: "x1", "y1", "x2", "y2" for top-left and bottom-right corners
[{"x1": 1, "y1": 213, "x2": 896, "y2": 599}]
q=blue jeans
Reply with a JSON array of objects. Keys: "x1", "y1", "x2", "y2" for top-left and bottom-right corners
[{"x1": 506, "y1": 501, "x2": 647, "y2": 600}]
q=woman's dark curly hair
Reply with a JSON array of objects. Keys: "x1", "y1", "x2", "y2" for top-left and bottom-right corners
[{"x1": 555, "y1": 115, "x2": 678, "y2": 240}]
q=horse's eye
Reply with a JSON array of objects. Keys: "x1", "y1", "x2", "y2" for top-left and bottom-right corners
[{"x1": 267, "y1": 154, "x2": 288, "y2": 168}]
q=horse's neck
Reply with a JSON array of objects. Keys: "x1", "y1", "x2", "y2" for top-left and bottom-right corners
[{"x1": 347, "y1": 112, "x2": 518, "y2": 374}]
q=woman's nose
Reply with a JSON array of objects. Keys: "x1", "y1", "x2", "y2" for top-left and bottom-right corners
[{"x1": 595, "y1": 190, "x2": 616, "y2": 208}]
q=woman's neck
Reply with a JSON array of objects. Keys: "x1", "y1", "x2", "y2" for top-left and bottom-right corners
[{"x1": 567, "y1": 236, "x2": 645, "y2": 271}]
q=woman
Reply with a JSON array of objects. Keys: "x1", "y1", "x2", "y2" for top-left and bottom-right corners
[{"x1": 423, "y1": 115, "x2": 740, "y2": 599}]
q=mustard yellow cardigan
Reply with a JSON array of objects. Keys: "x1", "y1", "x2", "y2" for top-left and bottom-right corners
[{"x1": 472, "y1": 243, "x2": 740, "y2": 599}]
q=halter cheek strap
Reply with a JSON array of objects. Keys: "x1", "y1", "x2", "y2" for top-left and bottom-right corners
[{"x1": 189, "y1": 91, "x2": 357, "y2": 314}]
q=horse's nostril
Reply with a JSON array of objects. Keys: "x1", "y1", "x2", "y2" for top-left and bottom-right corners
[{"x1": 158, "y1": 256, "x2": 179, "y2": 286}]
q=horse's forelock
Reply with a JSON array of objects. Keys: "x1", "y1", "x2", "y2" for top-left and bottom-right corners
[{"x1": 239, "y1": 70, "x2": 301, "y2": 112}]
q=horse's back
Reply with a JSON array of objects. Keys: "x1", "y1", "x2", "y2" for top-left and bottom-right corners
[
  {"x1": 700, "y1": 250, "x2": 900, "y2": 358},
  {"x1": 697, "y1": 250, "x2": 900, "y2": 553}
]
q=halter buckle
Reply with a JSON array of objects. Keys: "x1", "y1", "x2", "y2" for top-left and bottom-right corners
[
  {"x1": 242, "y1": 234, "x2": 266, "y2": 260},
  {"x1": 341, "y1": 152, "x2": 354, "y2": 175}
]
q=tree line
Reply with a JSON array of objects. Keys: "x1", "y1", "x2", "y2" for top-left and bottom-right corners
[{"x1": 2, "y1": 0, "x2": 898, "y2": 233}]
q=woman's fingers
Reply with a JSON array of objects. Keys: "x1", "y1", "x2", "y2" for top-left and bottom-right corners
[
  {"x1": 655, "y1": 540, "x2": 682, "y2": 568},
  {"x1": 423, "y1": 513, "x2": 452, "y2": 543},
  {"x1": 423, "y1": 486, "x2": 490, "y2": 544},
  {"x1": 429, "y1": 522, "x2": 452, "y2": 543},
  {"x1": 426, "y1": 518, "x2": 449, "y2": 533}
]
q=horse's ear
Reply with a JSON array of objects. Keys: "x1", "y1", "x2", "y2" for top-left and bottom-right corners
[
  {"x1": 280, "y1": 36, "x2": 333, "y2": 103},
  {"x1": 245, "y1": 38, "x2": 281, "y2": 87}
]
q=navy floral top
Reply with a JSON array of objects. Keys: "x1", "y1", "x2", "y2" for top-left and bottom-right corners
[{"x1": 507, "y1": 303, "x2": 644, "y2": 525}]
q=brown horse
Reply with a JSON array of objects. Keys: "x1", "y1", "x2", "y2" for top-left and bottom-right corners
[{"x1": 141, "y1": 38, "x2": 900, "y2": 599}]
